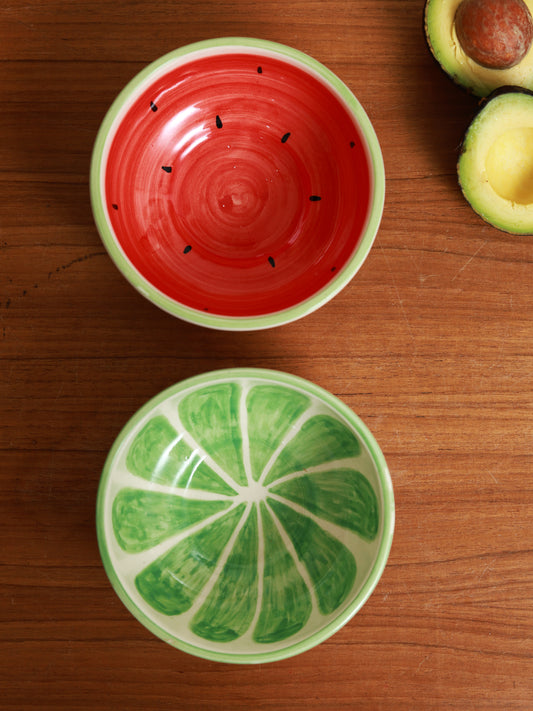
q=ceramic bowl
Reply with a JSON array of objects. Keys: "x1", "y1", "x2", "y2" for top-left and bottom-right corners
[
  {"x1": 96, "y1": 368, "x2": 395, "y2": 663},
  {"x1": 90, "y1": 38, "x2": 385, "y2": 330}
]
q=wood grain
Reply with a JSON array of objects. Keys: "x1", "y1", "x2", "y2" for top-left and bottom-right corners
[{"x1": 1, "y1": 0, "x2": 532, "y2": 708}]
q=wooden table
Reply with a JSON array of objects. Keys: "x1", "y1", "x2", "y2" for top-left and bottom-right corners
[{"x1": 1, "y1": 0, "x2": 532, "y2": 708}]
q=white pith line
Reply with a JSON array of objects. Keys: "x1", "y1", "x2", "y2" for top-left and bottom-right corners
[
  {"x1": 266, "y1": 490, "x2": 377, "y2": 556},
  {"x1": 118, "y1": 501, "x2": 245, "y2": 581},
  {"x1": 113, "y1": 468, "x2": 237, "y2": 501},
  {"x1": 184, "y1": 502, "x2": 252, "y2": 622},
  {"x1": 157, "y1": 398, "x2": 245, "y2": 496},
  {"x1": 257, "y1": 406, "x2": 314, "y2": 487},
  {"x1": 248, "y1": 501, "x2": 266, "y2": 637},
  {"x1": 264, "y1": 499, "x2": 320, "y2": 615},
  {"x1": 239, "y1": 381, "x2": 254, "y2": 487},
  {"x1": 265, "y1": 456, "x2": 367, "y2": 490}
]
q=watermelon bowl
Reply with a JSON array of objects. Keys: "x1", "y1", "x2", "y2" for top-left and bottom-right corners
[
  {"x1": 90, "y1": 38, "x2": 385, "y2": 330},
  {"x1": 96, "y1": 368, "x2": 395, "y2": 663}
]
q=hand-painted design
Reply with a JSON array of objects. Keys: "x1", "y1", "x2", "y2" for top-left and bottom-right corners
[
  {"x1": 246, "y1": 385, "x2": 310, "y2": 482},
  {"x1": 268, "y1": 498, "x2": 357, "y2": 615},
  {"x1": 281, "y1": 132, "x2": 291, "y2": 143},
  {"x1": 112, "y1": 203, "x2": 118, "y2": 210},
  {"x1": 99, "y1": 48, "x2": 380, "y2": 325},
  {"x1": 110, "y1": 380, "x2": 381, "y2": 647},
  {"x1": 257, "y1": 66, "x2": 263, "y2": 73},
  {"x1": 161, "y1": 166, "x2": 172, "y2": 173},
  {"x1": 309, "y1": 195, "x2": 322, "y2": 201},
  {"x1": 150, "y1": 101, "x2": 158, "y2": 112},
  {"x1": 271, "y1": 469, "x2": 378, "y2": 541},
  {"x1": 253, "y1": 503, "x2": 312, "y2": 643},
  {"x1": 216, "y1": 114, "x2": 223, "y2": 129},
  {"x1": 112, "y1": 488, "x2": 233, "y2": 553},
  {"x1": 350, "y1": 141, "x2": 355, "y2": 148},
  {"x1": 135, "y1": 504, "x2": 246, "y2": 615},
  {"x1": 178, "y1": 383, "x2": 247, "y2": 487},
  {"x1": 268, "y1": 256, "x2": 275, "y2": 268},
  {"x1": 191, "y1": 506, "x2": 259, "y2": 642},
  {"x1": 263, "y1": 414, "x2": 361, "y2": 486},
  {"x1": 183, "y1": 245, "x2": 192, "y2": 254},
  {"x1": 126, "y1": 415, "x2": 237, "y2": 496}
]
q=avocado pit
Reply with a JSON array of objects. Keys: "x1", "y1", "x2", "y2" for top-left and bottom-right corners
[{"x1": 455, "y1": 0, "x2": 533, "y2": 69}]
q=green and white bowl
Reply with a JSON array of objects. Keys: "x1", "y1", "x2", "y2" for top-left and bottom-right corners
[{"x1": 96, "y1": 369, "x2": 394, "y2": 663}]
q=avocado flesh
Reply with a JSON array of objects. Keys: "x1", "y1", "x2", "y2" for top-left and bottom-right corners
[
  {"x1": 425, "y1": 0, "x2": 533, "y2": 96},
  {"x1": 458, "y1": 90, "x2": 533, "y2": 234}
]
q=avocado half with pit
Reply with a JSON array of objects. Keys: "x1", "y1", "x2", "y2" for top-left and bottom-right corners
[
  {"x1": 425, "y1": 0, "x2": 533, "y2": 96},
  {"x1": 458, "y1": 87, "x2": 533, "y2": 233}
]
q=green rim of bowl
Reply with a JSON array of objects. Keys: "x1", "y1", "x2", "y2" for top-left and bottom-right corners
[
  {"x1": 96, "y1": 367, "x2": 395, "y2": 664},
  {"x1": 90, "y1": 38, "x2": 385, "y2": 331}
]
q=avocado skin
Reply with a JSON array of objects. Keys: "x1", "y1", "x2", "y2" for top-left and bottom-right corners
[
  {"x1": 479, "y1": 83, "x2": 533, "y2": 104},
  {"x1": 424, "y1": 0, "x2": 533, "y2": 97},
  {"x1": 458, "y1": 84, "x2": 533, "y2": 156},
  {"x1": 423, "y1": 0, "x2": 469, "y2": 92},
  {"x1": 423, "y1": 0, "x2": 480, "y2": 94},
  {"x1": 458, "y1": 85, "x2": 533, "y2": 155}
]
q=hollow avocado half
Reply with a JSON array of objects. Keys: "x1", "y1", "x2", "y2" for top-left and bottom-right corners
[
  {"x1": 424, "y1": 0, "x2": 533, "y2": 96},
  {"x1": 457, "y1": 87, "x2": 533, "y2": 234}
]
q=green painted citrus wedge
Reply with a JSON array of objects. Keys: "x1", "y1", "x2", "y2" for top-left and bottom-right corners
[
  {"x1": 267, "y1": 498, "x2": 357, "y2": 616},
  {"x1": 246, "y1": 385, "x2": 311, "y2": 481},
  {"x1": 178, "y1": 383, "x2": 248, "y2": 487},
  {"x1": 97, "y1": 368, "x2": 395, "y2": 664},
  {"x1": 253, "y1": 502, "x2": 312, "y2": 643},
  {"x1": 191, "y1": 505, "x2": 259, "y2": 642},
  {"x1": 127, "y1": 415, "x2": 238, "y2": 496},
  {"x1": 263, "y1": 414, "x2": 362, "y2": 485},
  {"x1": 269, "y1": 468, "x2": 379, "y2": 541},
  {"x1": 135, "y1": 504, "x2": 246, "y2": 616},
  {"x1": 112, "y1": 488, "x2": 234, "y2": 553}
]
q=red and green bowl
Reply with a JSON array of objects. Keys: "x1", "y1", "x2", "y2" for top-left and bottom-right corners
[
  {"x1": 90, "y1": 38, "x2": 385, "y2": 330},
  {"x1": 96, "y1": 368, "x2": 395, "y2": 663}
]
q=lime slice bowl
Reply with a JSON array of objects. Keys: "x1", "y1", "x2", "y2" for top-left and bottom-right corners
[{"x1": 96, "y1": 369, "x2": 395, "y2": 663}]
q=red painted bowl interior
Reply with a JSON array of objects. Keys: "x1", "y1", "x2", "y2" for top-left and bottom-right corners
[{"x1": 105, "y1": 52, "x2": 373, "y2": 317}]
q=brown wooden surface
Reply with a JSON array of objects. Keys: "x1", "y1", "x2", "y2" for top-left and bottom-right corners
[{"x1": 1, "y1": 0, "x2": 532, "y2": 708}]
